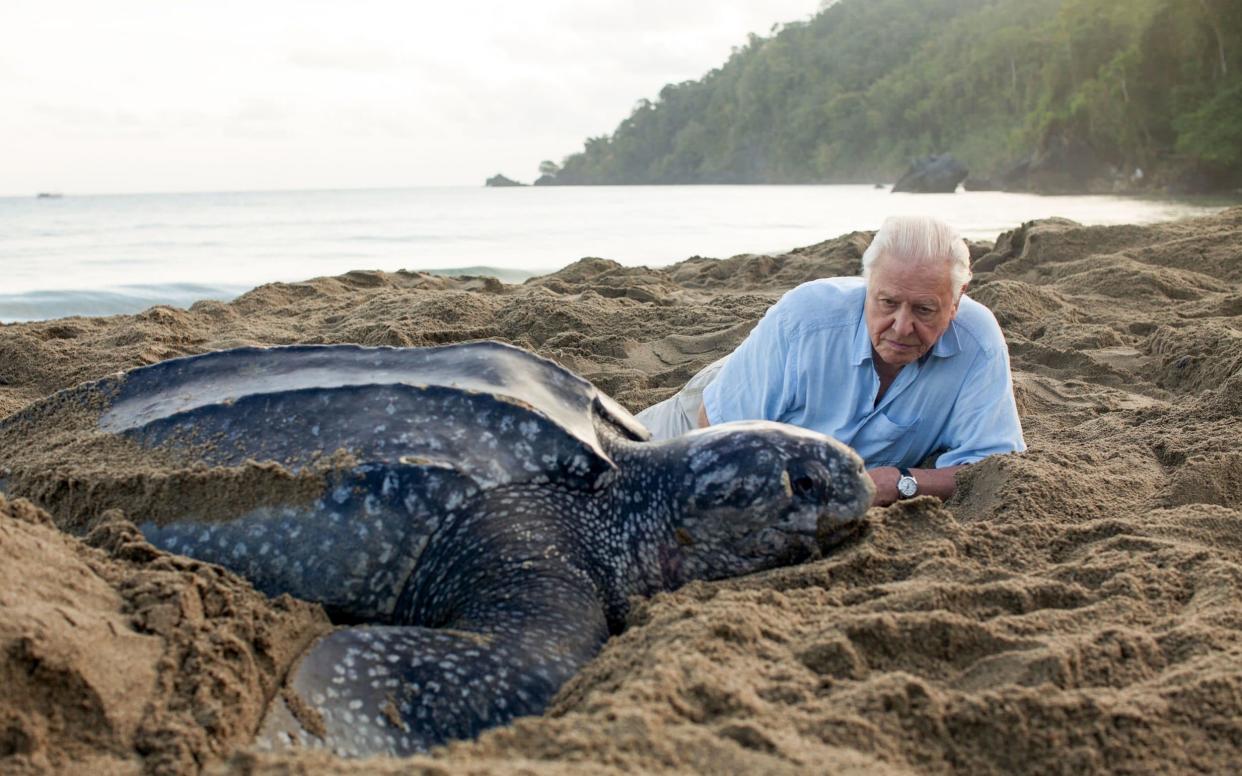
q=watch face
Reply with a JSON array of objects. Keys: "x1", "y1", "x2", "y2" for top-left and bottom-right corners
[{"x1": 897, "y1": 475, "x2": 918, "y2": 498}]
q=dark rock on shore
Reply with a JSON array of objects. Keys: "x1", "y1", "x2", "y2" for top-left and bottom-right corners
[
  {"x1": 485, "y1": 174, "x2": 526, "y2": 187},
  {"x1": 1024, "y1": 133, "x2": 1109, "y2": 194},
  {"x1": 892, "y1": 154, "x2": 968, "y2": 193},
  {"x1": 991, "y1": 132, "x2": 1115, "y2": 194},
  {"x1": 1157, "y1": 160, "x2": 1242, "y2": 195}
]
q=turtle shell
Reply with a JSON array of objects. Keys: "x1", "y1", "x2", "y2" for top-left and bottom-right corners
[
  {"x1": 0, "y1": 343, "x2": 652, "y2": 622},
  {"x1": 24, "y1": 341, "x2": 649, "y2": 492}
]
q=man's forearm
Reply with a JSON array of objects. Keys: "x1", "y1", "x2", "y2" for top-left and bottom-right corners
[
  {"x1": 697, "y1": 402, "x2": 710, "y2": 428},
  {"x1": 868, "y1": 464, "x2": 965, "y2": 506}
]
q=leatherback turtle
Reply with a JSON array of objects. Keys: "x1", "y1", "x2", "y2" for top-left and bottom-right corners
[{"x1": 0, "y1": 342, "x2": 872, "y2": 758}]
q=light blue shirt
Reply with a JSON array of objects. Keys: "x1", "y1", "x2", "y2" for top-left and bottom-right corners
[{"x1": 702, "y1": 277, "x2": 1025, "y2": 469}]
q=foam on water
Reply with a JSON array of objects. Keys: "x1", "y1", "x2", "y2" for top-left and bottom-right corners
[{"x1": 0, "y1": 284, "x2": 250, "y2": 323}]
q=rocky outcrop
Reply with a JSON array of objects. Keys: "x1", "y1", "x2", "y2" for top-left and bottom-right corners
[
  {"x1": 484, "y1": 174, "x2": 526, "y2": 187},
  {"x1": 1026, "y1": 134, "x2": 1107, "y2": 193},
  {"x1": 992, "y1": 131, "x2": 1114, "y2": 194},
  {"x1": 891, "y1": 154, "x2": 968, "y2": 193}
]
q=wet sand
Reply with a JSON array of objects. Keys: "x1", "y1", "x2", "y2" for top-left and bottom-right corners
[{"x1": 1, "y1": 209, "x2": 1240, "y2": 774}]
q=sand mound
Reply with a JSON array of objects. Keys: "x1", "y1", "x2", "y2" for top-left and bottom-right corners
[
  {"x1": 0, "y1": 495, "x2": 330, "y2": 775},
  {"x1": 1, "y1": 207, "x2": 1241, "y2": 773}
]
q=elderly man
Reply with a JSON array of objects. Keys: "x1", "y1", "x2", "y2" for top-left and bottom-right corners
[{"x1": 636, "y1": 215, "x2": 1024, "y2": 506}]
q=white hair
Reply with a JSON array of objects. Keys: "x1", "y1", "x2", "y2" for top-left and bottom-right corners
[{"x1": 861, "y1": 215, "x2": 972, "y2": 299}]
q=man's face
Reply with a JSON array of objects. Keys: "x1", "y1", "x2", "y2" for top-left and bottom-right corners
[{"x1": 865, "y1": 254, "x2": 961, "y2": 370}]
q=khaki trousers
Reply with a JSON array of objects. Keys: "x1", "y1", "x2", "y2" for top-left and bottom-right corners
[{"x1": 634, "y1": 356, "x2": 729, "y2": 441}]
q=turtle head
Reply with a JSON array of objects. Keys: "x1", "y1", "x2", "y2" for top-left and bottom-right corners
[{"x1": 660, "y1": 421, "x2": 872, "y2": 585}]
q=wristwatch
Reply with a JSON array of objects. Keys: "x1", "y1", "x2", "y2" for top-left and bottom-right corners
[{"x1": 896, "y1": 467, "x2": 919, "y2": 499}]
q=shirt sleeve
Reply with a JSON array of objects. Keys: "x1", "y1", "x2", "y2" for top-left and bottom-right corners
[
  {"x1": 701, "y1": 297, "x2": 800, "y2": 423},
  {"x1": 934, "y1": 341, "x2": 1026, "y2": 467}
]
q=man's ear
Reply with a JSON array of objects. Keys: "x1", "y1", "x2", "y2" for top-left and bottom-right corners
[{"x1": 951, "y1": 283, "x2": 968, "y2": 317}]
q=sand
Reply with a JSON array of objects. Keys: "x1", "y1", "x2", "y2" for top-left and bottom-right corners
[{"x1": 1, "y1": 209, "x2": 1240, "y2": 774}]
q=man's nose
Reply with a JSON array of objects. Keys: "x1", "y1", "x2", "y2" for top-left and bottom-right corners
[{"x1": 893, "y1": 307, "x2": 915, "y2": 337}]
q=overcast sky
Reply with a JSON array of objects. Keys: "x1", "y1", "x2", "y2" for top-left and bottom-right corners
[{"x1": 0, "y1": 0, "x2": 819, "y2": 196}]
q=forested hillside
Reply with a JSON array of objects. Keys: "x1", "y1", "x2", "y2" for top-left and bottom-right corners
[{"x1": 536, "y1": 0, "x2": 1242, "y2": 192}]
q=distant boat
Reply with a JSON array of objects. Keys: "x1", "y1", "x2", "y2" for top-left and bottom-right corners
[{"x1": 36, "y1": 192, "x2": 63, "y2": 199}]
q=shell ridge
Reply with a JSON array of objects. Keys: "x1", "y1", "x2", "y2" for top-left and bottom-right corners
[{"x1": 120, "y1": 381, "x2": 617, "y2": 490}]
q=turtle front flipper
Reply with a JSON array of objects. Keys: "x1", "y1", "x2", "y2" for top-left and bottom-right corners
[
  {"x1": 259, "y1": 570, "x2": 609, "y2": 757},
  {"x1": 138, "y1": 462, "x2": 478, "y2": 624}
]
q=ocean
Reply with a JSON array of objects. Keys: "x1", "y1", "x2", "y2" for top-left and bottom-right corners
[{"x1": 1, "y1": 185, "x2": 1234, "y2": 323}]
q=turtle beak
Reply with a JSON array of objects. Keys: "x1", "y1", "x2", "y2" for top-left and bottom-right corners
[
  {"x1": 772, "y1": 499, "x2": 866, "y2": 555},
  {"x1": 815, "y1": 464, "x2": 873, "y2": 552}
]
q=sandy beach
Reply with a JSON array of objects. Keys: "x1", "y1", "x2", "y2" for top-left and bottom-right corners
[{"x1": 2, "y1": 209, "x2": 1241, "y2": 774}]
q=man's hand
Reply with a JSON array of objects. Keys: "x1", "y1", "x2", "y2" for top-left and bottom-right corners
[
  {"x1": 868, "y1": 466, "x2": 902, "y2": 506},
  {"x1": 866, "y1": 464, "x2": 967, "y2": 507}
]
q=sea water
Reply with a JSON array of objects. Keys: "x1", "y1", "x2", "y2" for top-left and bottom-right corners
[{"x1": 0, "y1": 185, "x2": 1234, "y2": 322}]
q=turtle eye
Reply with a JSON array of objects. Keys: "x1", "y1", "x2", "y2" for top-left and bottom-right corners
[
  {"x1": 792, "y1": 475, "x2": 816, "y2": 497},
  {"x1": 787, "y1": 459, "x2": 835, "y2": 502}
]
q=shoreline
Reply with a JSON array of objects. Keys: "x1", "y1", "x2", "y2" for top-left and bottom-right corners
[
  {"x1": 2, "y1": 208, "x2": 1241, "y2": 773},
  {"x1": 5, "y1": 187, "x2": 1237, "y2": 326}
]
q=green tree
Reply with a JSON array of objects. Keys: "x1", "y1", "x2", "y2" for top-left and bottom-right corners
[{"x1": 539, "y1": 0, "x2": 1241, "y2": 188}]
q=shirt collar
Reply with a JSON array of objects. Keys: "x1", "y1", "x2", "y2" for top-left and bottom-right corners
[{"x1": 931, "y1": 320, "x2": 960, "y2": 358}]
